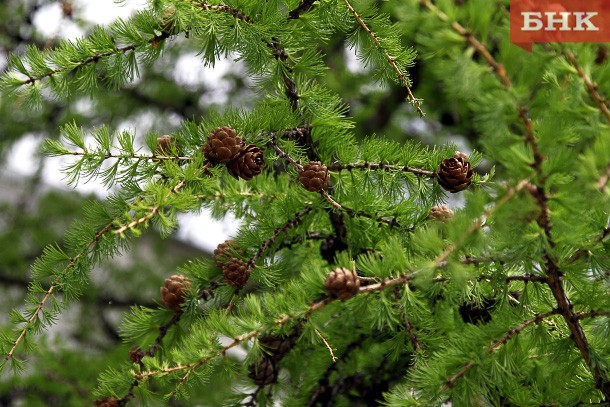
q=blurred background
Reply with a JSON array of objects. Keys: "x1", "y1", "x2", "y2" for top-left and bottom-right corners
[{"x1": 0, "y1": 0, "x2": 474, "y2": 404}]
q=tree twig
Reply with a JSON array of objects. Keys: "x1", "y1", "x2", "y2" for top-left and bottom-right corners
[
  {"x1": 343, "y1": 0, "x2": 424, "y2": 117},
  {"x1": 564, "y1": 50, "x2": 610, "y2": 124}
]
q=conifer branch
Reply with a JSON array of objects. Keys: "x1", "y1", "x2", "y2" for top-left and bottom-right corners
[
  {"x1": 329, "y1": 162, "x2": 436, "y2": 177},
  {"x1": 118, "y1": 312, "x2": 183, "y2": 405},
  {"x1": 441, "y1": 309, "x2": 560, "y2": 390},
  {"x1": 434, "y1": 180, "x2": 529, "y2": 265},
  {"x1": 2, "y1": 221, "x2": 114, "y2": 367},
  {"x1": 419, "y1": 0, "x2": 510, "y2": 89},
  {"x1": 113, "y1": 179, "x2": 186, "y2": 235},
  {"x1": 564, "y1": 50, "x2": 610, "y2": 124},
  {"x1": 343, "y1": 0, "x2": 425, "y2": 117},
  {"x1": 527, "y1": 163, "x2": 610, "y2": 395},
  {"x1": 17, "y1": 32, "x2": 170, "y2": 88},
  {"x1": 135, "y1": 298, "x2": 332, "y2": 383},
  {"x1": 195, "y1": 2, "x2": 253, "y2": 23},
  {"x1": 57, "y1": 150, "x2": 193, "y2": 162},
  {"x1": 247, "y1": 206, "x2": 314, "y2": 268}
]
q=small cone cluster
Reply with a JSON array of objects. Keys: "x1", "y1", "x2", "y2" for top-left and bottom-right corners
[
  {"x1": 325, "y1": 267, "x2": 360, "y2": 300},
  {"x1": 429, "y1": 205, "x2": 454, "y2": 222},
  {"x1": 437, "y1": 152, "x2": 473, "y2": 193},
  {"x1": 202, "y1": 127, "x2": 265, "y2": 180},
  {"x1": 298, "y1": 161, "x2": 329, "y2": 192},
  {"x1": 160, "y1": 274, "x2": 192, "y2": 312}
]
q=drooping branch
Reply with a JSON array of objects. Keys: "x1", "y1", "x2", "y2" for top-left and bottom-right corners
[
  {"x1": 343, "y1": 0, "x2": 425, "y2": 117},
  {"x1": 2, "y1": 221, "x2": 115, "y2": 368}
]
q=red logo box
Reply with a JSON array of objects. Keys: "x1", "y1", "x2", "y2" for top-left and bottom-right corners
[{"x1": 510, "y1": 0, "x2": 610, "y2": 51}]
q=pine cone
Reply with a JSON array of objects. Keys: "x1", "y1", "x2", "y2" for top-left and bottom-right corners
[
  {"x1": 227, "y1": 144, "x2": 265, "y2": 181},
  {"x1": 222, "y1": 258, "x2": 251, "y2": 288},
  {"x1": 160, "y1": 274, "x2": 192, "y2": 312},
  {"x1": 248, "y1": 357, "x2": 278, "y2": 386},
  {"x1": 325, "y1": 267, "x2": 360, "y2": 300},
  {"x1": 155, "y1": 135, "x2": 176, "y2": 156},
  {"x1": 259, "y1": 334, "x2": 293, "y2": 361},
  {"x1": 129, "y1": 345, "x2": 145, "y2": 364},
  {"x1": 436, "y1": 152, "x2": 473, "y2": 193},
  {"x1": 202, "y1": 126, "x2": 243, "y2": 164},
  {"x1": 213, "y1": 239, "x2": 242, "y2": 268},
  {"x1": 299, "y1": 161, "x2": 329, "y2": 192},
  {"x1": 94, "y1": 397, "x2": 119, "y2": 407},
  {"x1": 428, "y1": 205, "x2": 454, "y2": 222}
]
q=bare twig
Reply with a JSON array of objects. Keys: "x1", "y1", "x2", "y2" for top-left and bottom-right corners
[{"x1": 314, "y1": 328, "x2": 337, "y2": 362}]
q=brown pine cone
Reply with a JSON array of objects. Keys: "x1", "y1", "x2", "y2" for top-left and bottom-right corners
[
  {"x1": 428, "y1": 205, "x2": 454, "y2": 222},
  {"x1": 248, "y1": 357, "x2": 278, "y2": 386},
  {"x1": 94, "y1": 397, "x2": 119, "y2": 407},
  {"x1": 227, "y1": 144, "x2": 265, "y2": 181},
  {"x1": 155, "y1": 135, "x2": 176, "y2": 156},
  {"x1": 437, "y1": 152, "x2": 473, "y2": 193},
  {"x1": 213, "y1": 239, "x2": 242, "y2": 268},
  {"x1": 222, "y1": 258, "x2": 251, "y2": 288},
  {"x1": 160, "y1": 274, "x2": 192, "y2": 312},
  {"x1": 202, "y1": 126, "x2": 243, "y2": 164},
  {"x1": 128, "y1": 345, "x2": 145, "y2": 364},
  {"x1": 298, "y1": 161, "x2": 329, "y2": 192},
  {"x1": 325, "y1": 267, "x2": 360, "y2": 300},
  {"x1": 259, "y1": 334, "x2": 293, "y2": 361}
]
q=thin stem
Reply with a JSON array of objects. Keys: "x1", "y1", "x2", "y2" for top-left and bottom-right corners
[
  {"x1": 19, "y1": 32, "x2": 171, "y2": 87},
  {"x1": 328, "y1": 162, "x2": 436, "y2": 177},
  {"x1": 564, "y1": 50, "x2": 610, "y2": 124},
  {"x1": 60, "y1": 150, "x2": 193, "y2": 162},
  {"x1": 343, "y1": 0, "x2": 425, "y2": 117}
]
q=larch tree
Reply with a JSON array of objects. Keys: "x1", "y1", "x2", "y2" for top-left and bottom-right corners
[{"x1": 1, "y1": 0, "x2": 609, "y2": 406}]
